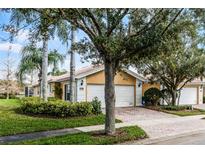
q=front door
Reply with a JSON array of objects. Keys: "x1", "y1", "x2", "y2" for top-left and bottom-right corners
[{"x1": 64, "y1": 84, "x2": 70, "y2": 101}]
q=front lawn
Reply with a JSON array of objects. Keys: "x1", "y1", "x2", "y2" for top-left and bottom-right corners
[
  {"x1": 0, "y1": 99, "x2": 120, "y2": 137},
  {"x1": 145, "y1": 105, "x2": 205, "y2": 116},
  {"x1": 10, "y1": 126, "x2": 147, "y2": 145}
]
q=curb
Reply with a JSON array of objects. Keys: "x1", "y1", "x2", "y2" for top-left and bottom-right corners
[{"x1": 121, "y1": 129, "x2": 205, "y2": 145}]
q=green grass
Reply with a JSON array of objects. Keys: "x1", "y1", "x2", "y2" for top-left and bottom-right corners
[
  {"x1": 0, "y1": 99, "x2": 21, "y2": 110},
  {"x1": 11, "y1": 126, "x2": 147, "y2": 145},
  {"x1": 0, "y1": 99, "x2": 121, "y2": 137},
  {"x1": 145, "y1": 106, "x2": 205, "y2": 116},
  {"x1": 163, "y1": 109, "x2": 205, "y2": 116}
]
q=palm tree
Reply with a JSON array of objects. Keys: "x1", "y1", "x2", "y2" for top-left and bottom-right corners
[
  {"x1": 17, "y1": 45, "x2": 43, "y2": 96},
  {"x1": 69, "y1": 28, "x2": 76, "y2": 103},
  {"x1": 10, "y1": 9, "x2": 70, "y2": 101},
  {"x1": 17, "y1": 44, "x2": 65, "y2": 98},
  {"x1": 48, "y1": 49, "x2": 64, "y2": 76}
]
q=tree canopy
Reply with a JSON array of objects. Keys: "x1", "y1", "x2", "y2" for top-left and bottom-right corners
[
  {"x1": 3, "y1": 8, "x2": 205, "y2": 135},
  {"x1": 132, "y1": 10, "x2": 205, "y2": 105}
]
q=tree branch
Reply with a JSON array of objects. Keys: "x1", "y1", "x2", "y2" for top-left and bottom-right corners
[
  {"x1": 106, "y1": 9, "x2": 129, "y2": 37},
  {"x1": 84, "y1": 9, "x2": 102, "y2": 35}
]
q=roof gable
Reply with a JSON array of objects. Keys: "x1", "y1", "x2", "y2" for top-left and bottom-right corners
[{"x1": 41, "y1": 65, "x2": 146, "y2": 84}]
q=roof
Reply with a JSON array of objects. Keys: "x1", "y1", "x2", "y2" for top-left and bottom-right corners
[
  {"x1": 32, "y1": 66, "x2": 205, "y2": 86},
  {"x1": 56, "y1": 65, "x2": 146, "y2": 82},
  {"x1": 184, "y1": 78, "x2": 205, "y2": 85},
  {"x1": 143, "y1": 76, "x2": 205, "y2": 86},
  {"x1": 32, "y1": 65, "x2": 146, "y2": 86}
]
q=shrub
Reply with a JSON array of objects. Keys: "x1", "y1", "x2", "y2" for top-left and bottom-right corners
[
  {"x1": 160, "y1": 105, "x2": 192, "y2": 111},
  {"x1": 18, "y1": 97, "x2": 94, "y2": 117},
  {"x1": 0, "y1": 94, "x2": 6, "y2": 99},
  {"x1": 91, "y1": 97, "x2": 102, "y2": 115},
  {"x1": 54, "y1": 83, "x2": 63, "y2": 99},
  {"x1": 48, "y1": 97, "x2": 60, "y2": 101},
  {"x1": 0, "y1": 93, "x2": 19, "y2": 99},
  {"x1": 161, "y1": 89, "x2": 172, "y2": 105},
  {"x1": 144, "y1": 88, "x2": 162, "y2": 106},
  {"x1": 20, "y1": 97, "x2": 43, "y2": 104}
]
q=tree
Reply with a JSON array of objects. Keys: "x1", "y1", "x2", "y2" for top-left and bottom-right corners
[
  {"x1": 0, "y1": 50, "x2": 16, "y2": 99},
  {"x1": 134, "y1": 26, "x2": 205, "y2": 105},
  {"x1": 52, "y1": 8, "x2": 184, "y2": 134},
  {"x1": 17, "y1": 44, "x2": 65, "y2": 98},
  {"x1": 9, "y1": 9, "x2": 69, "y2": 101},
  {"x1": 48, "y1": 49, "x2": 64, "y2": 76},
  {"x1": 0, "y1": 80, "x2": 23, "y2": 98},
  {"x1": 69, "y1": 27, "x2": 76, "y2": 102},
  {"x1": 6, "y1": 8, "x2": 191, "y2": 135},
  {"x1": 17, "y1": 44, "x2": 42, "y2": 85}
]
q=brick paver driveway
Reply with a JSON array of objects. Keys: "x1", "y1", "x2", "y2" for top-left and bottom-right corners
[
  {"x1": 115, "y1": 107, "x2": 177, "y2": 122},
  {"x1": 115, "y1": 107, "x2": 205, "y2": 141}
]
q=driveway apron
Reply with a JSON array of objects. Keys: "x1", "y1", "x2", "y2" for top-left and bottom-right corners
[{"x1": 115, "y1": 107, "x2": 205, "y2": 139}]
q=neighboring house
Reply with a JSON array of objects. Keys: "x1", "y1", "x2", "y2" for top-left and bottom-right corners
[
  {"x1": 143, "y1": 78, "x2": 205, "y2": 105},
  {"x1": 24, "y1": 85, "x2": 34, "y2": 97},
  {"x1": 32, "y1": 65, "x2": 205, "y2": 107},
  {"x1": 177, "y1": 78, "x2": 204, "y2": 105}
]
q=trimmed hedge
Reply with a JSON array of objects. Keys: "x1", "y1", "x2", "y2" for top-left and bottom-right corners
[
  {"x1": 18, "y1": 97, "x2": 102, "y2": 117},
  {"x1": 160, "y1": 105, "x2": 192, "y2": 111}
]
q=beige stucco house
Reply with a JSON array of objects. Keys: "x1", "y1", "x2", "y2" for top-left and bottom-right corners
[
  {"x1": 33, "y1": 65, "x2": 205, "y2": 106},
  {"x1": 33, "y1": 65, "x2": 146, "y2": 107}
]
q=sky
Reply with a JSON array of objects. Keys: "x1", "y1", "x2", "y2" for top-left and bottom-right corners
[{"x1": 0, "y1": 12, "x2": 91, "y2": 80}]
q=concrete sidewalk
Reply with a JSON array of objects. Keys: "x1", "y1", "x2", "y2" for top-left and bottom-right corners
[
  {"x1": 0, "y1": 122, "x2": 139, "y2": 144},
  {"x1": 1, "y1": 115, "x2": 205, "y2": 144},
  {"x1": 0, "y1": 128, "x2": 81, "y2": 144}
]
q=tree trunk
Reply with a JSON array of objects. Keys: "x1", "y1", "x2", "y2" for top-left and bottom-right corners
[
  {"x1": 42, "y1": 34, "x2": 48, "y2": 102},
  {"x1": 6, "y1": 87, "x2": 9, "y2": 99},
  {"x1": 69, "y1": 28, "x2": 76, "y2": 102},
  {"x1": 171, "y1": 89, "x2": 177, "y2": 106},
  {"x1": 38, "y1": 72, "x2": 42, "y2": 98},
  {"x1": 104, "y1": 60, "x2": 116, "y2": 135},
  {"x1": 39, "y1": 79, "x2": 42, "y2": 98},
  {"x1": 177, "y1": 90, "x2": 181, "y2": 106}
]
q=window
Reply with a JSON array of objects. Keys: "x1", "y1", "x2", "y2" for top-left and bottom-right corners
[
  {"x1": 49, "y1": 84, "x2": 52, "y2": 93},
  {"x1": 64, "y1": 84, "x2": 70, "y2": 101}
]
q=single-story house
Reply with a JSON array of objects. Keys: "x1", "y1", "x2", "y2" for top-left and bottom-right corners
[
  {"x1": 33, "y1": 65, "x2": 146, "y2": 107},
  {"x1": 143, "y1": 78, "x2": 205, "y2": 105},
  {"x1": 32, "y1": 65, "x2": 205, "y2": 106}
]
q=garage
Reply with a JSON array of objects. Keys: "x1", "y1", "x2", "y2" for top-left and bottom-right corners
[
  {"x1": 87, "y1": 85, "x2": 135, "y2": 107},
  {"x1": 178, "y1": 87, "x2": 198, "y2": 105}
]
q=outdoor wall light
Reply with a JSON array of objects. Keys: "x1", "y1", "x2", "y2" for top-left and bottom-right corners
[
  {"x1": 80, "y1": 80, "x2": 84, "y2": 86},
  {"x1": 138, "y1": 82, "x2": 142, "y2": 87}
]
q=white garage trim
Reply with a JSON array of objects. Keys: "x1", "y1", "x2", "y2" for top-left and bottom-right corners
[
  {"x1": 87, "y1": 84, "x2": 135, "y2": 107},
  {"x1": 178, "y1": 87, "x2": 198, "y2": 105}
]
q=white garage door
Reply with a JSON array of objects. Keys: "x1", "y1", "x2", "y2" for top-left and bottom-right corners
[
  {"x1": 179, "y1": 87, "x2": 197, "y2": 105},
  {"x1": 87, "y1": 85, "x2": 134, "y2": 107}
]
